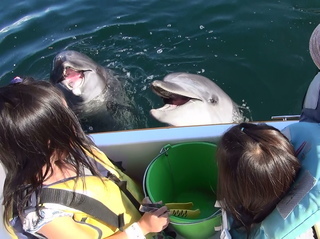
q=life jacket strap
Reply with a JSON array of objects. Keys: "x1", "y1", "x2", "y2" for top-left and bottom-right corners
[
  {"x1": 106, "y1": 172, "x2": 142, "y2": 214},
  {"x1": 40, "y1": 188, "x2": 125, "y2": 230},
  {"x1": 93, "y1": 158, "x2": 142, "y2": 214}
]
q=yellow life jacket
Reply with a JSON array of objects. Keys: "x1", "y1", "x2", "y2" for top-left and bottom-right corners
[{"x1": 8, "y1": 147, "x2": 144, "y2": 239}]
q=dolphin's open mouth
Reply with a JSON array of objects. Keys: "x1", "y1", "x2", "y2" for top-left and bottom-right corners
[
  {"x1": 152, "y1": 86, "x2": 195, "y2": 109},
  {"x1": 61, "y1": 67, "x2": 86, "y2": 90},
  {"x1": 162, "y1": 93, "x2": 190, "y2": 106}
]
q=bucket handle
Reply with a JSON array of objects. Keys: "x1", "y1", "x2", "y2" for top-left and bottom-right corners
[
  {"x1": 159, "y1": 144, "x2": 172, "y2": 156},
  {"x1": 143, "y1": 144, "x2": 172, "y2": 197}
]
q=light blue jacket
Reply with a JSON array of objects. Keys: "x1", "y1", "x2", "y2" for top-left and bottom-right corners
[{"x1": 230, "y1": 122, "x2": 320, "y2": 238}]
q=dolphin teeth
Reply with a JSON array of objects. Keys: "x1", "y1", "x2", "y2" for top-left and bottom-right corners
[{"x1": 157, "y1": 104, "x2": 178, "y2": 111}]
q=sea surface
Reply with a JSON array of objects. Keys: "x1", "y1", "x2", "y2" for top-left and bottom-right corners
[{"x1": 1, "y1": 0, "x2": 320, "y2": 132}]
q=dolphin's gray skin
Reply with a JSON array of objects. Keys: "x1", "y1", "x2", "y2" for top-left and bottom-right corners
[
  {"x1": 150, "y1": 72, "x2": 243, "y2": 126},
  {"x1": 50, "y1": 50, "x2": 139, "y2": 132}
]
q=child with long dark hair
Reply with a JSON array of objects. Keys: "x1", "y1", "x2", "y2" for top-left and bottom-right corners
[{"x1": 0, "y1": 78, "x2": 169, "y2": 239}]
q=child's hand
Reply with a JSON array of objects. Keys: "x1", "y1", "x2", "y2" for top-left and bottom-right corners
[{"x1": 138, "y1": 197, "x2": 169, "y2": 234}]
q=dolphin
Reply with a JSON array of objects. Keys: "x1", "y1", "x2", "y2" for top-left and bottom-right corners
[
  {"x1": 50, "y1": 50, "x2": 121, "y2": 108},
  {"x1": 150, "y1": 72, "x2": 243, "y2": 126},
  {"x1": 50, "y1": 50, "x2": 139, "y2": 132}
]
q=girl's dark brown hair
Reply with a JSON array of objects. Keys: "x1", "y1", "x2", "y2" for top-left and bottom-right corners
[
  {"x1": 0, "y1": 79, "x2": 101, "y2": 225},
  {"x1": 216, "y1": 123, "x2": 300, "y2": 235}
]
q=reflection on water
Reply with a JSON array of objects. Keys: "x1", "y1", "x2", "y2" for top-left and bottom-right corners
[{"x1": 0, "y1": 0, "x2": 320, "y2": 132}]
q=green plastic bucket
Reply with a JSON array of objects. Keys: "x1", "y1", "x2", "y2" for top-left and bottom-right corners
[{"x1": 143, "y1": 142, "x2": 221, "y2": 239}]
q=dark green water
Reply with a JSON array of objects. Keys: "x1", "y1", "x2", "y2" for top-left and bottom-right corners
[{"x1": 1, "y1": 0, "x2": 320, "y2": 132}]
